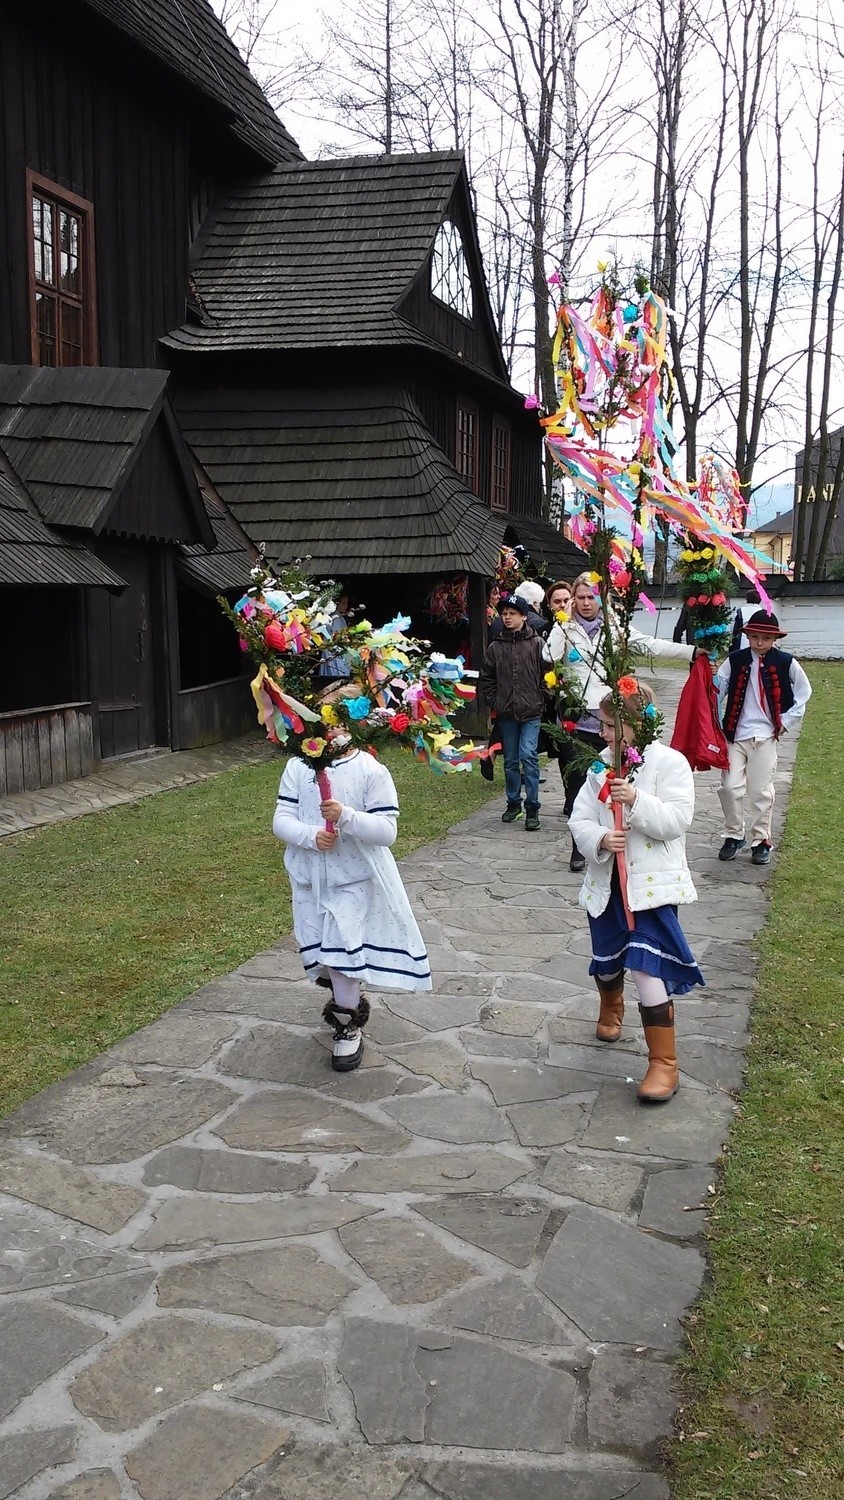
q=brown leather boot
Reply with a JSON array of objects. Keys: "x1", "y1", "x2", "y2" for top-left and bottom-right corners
[
  {"x1": 595, "y1": 977, "x2": 624, "y2": 1042},
  {"x1": 638, "y1": 1001, "x2": 679, "y2": 1103}
]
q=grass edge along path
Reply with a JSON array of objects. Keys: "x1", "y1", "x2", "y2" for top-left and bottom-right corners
[
  {"x1": 671, "y1": 660, "x2": 844, "y2": 1500},
  {"x1": 0, "y1": 747, "x2": 496, "y2": 1118}
]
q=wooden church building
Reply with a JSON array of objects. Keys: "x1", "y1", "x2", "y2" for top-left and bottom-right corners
[{"x1": 0, "y1": 0, "x2": 580, "y2": 795}]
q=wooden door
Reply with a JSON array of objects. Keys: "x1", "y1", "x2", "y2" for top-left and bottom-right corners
[{"x1": 87, "y1": 542, "x2": 157, "y2": 757}]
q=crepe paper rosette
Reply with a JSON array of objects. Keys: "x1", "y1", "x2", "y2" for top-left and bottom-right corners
[{"x1": 219, "y1": 557, "x2": 486, "y2": 776}]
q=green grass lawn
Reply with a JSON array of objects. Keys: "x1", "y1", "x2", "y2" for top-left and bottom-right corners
[
  {"x1": 671, "y1": 660, "x2": 844, "y2": 1498},
  {"x1": 0, "y1": 748, "x2": 496, "y2": 1118}
]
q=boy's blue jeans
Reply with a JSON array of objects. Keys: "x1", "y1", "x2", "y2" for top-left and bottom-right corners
[{"x1": 499, "y1": 716, "x2": 541, "y2": 808}]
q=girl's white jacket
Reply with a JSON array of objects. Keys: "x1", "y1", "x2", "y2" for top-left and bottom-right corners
[
  {"x1": 569, "y1": 741, "x2": 698, "y2": 917},
  {"x1": 544, "y1": 614, "x2": 694, "y2": 714}
]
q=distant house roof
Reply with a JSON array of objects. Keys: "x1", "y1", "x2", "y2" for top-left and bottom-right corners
[
  {"x1": 78, "y1": 0, "x2": 301, "y2": 166},
  {"x1": 176, "y1": 384, "x2": 506, "y2": 576},
  {"x1": 0, "y1": 367, "x2": 213, "y2": 546},
  {"x1": 164, "y1": 152, "x2": 505, "y2": 375},
  {"x1": 0, "y1": 450, "x2": 126, "y2": 589},
  {"x1": 756, "y1": 507, "x2": 794, "y2": 534},
  {"x1": 504, "y1": 516, "x2": 584, "y2": 579}
]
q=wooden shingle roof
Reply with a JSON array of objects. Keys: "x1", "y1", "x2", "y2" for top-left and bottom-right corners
[
  {"x1": 179, "y1": 488, "x2": 258, "y2": 594},
  {"x1": 164, "y1": 153, "x2": 468, "y2": 356},
  {"x1": 176, "y1": 384, "x2": 506, "y2": 576},
  {"x1": 504, "y1": 516, "x2": 585, "y2": 579},
  {"x1": 0, "y1": 451, "x2": 126, "y2": 590},
  {"x1": 78, "y1": 0, "x2": 301, "y2": 165},
  {"x1": 0, "y1": 367, "x2": 212, "y2": 546}
]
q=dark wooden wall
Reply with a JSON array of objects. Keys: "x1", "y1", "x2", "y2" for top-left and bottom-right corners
[
  {"x1": 0, "y1": 4, "x2": 225, "y2": 369},
  {"x1": 105, "y1": 418, "x2": 205, "y2": 544}
]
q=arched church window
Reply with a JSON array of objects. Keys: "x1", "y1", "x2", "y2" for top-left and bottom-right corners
[{"x1": 430, "y1": 220, "x2": 473, "y2": 321}]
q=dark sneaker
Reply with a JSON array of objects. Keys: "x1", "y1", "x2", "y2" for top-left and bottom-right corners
[
  {"x1": 501, "y1": 803, "x2": 523, "y2": 823},
  {"x1": 718, "y1": 837, "x2": 746, "y2": 861},
  {"x1": 751, "y1": 841, "x2": 772, "y2": 865},
  {"x1": 570, "y1": 840, "x2": 586, "y2": 872},
  {"x1": 525, "y1": 809, "x2": 540, "y2": 832}
]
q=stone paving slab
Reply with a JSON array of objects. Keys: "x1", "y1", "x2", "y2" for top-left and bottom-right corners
[{"x1": 0, "y1": 671, "x2": 794, "y2": 1497}]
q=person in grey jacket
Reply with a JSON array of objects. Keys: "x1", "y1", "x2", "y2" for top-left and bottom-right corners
[{"x1": 479, "y1": 596, "x2": 545, "y2": 830}]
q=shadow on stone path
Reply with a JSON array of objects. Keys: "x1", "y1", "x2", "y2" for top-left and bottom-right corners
[{"x1": 0, "y1": 673, "x2": 797, "y2": 1499}]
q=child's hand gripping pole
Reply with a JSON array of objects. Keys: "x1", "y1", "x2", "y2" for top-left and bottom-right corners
[{"x1": 316, "y1": 768, "x2": 335, "y2": 832}]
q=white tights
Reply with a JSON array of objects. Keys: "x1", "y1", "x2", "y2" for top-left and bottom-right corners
[
  {"x1": 630, "y1": 970, "x2": 669, "y2": 1008},
  {"x1": 595, "y1": 968, "x2": 668, "y2": 1008},
  {"x1": 327, "y1": 968, "x2": 362, "y2": 1013}
]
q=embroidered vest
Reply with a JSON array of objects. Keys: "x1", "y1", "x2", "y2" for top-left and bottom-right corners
[{"x1": 723, "y1": 647, "x2": 794, "y2": 741}]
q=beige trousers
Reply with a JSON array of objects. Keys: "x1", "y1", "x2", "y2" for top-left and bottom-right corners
[{"x1": 718, "y1": 737, "x2": 779, "y2": 845}]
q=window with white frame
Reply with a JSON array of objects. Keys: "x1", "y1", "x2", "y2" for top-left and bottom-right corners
[{"x1": 430, "y1": 220, "x2": 473, "y2": 321}]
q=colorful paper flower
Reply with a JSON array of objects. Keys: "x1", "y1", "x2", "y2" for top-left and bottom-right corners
[
  {"x1": 591, "y1": 758, "x2": 606, "y2": 772},
  {"x1": 301, "y1": 737, "x2": 326, "y2": 758},
  {"x1": 617, "y1": 676, "x2": 639, "y2": 695},
  {"x1": 643, "y1": 703, "x2": 657, "y2": 719},
  {"x1": 263, "y1": 621, "x2": 287, "y2": 652},
  {"x1": 344, "y1": 696, "x2": 372, "y2": 720},
  {"x1": 562, "y1": 719, "x2": 577, "y2": 732},
  {"x1": 554, "y1": 609, "x2": 570, "y2": 624},
  {"x1": 625, "y1": 747, "x2": 643, "y2": 765},
  {"x1": 391, "y1": 712, "x2": 410, "y2": 733},
  {"x1": 524, "y1": 394, "x2": 540, "y2": 410},
  {"x1": 320, "y1": 704, "x2": 338, "y2": 725},
  {"x1": 544, "y1": 671, "x2": 558, "y2": 689}
]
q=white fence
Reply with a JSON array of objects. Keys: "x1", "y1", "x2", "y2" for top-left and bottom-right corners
[{"x1": 635, "y1": 595, "x2": 844, "y2": 659}]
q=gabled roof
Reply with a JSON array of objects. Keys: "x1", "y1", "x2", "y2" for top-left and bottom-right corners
[
  {"x1": 176, "y1": 384, "x2": 506, "y2": 576},
  {"x1": 77, "y1": 0, "x2": 301, "y2": 166},
  {"x1": 754, "y1": 507, "x2": 794, "y2": 533},
  {"x1": 0, "y1": 367, "x2": 213, "y2": 546},
  {"x1": 179, "y1": 484, "x2": 258, "y2": 595},
  {"x1": 0, "y1": 450, "x2": 125, "y2": 589},
  {"x1": 164, "y1": 152, "x2": 497, "y2": 364}
]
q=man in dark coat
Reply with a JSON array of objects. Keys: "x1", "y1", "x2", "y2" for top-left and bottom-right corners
[{"x1": 479, "y1": 596, "x2": 545, "y2": 830}]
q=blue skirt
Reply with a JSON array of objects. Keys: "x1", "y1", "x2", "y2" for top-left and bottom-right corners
[{"x1": 587, "y1": 872, "x2": 704, "y2": 997}]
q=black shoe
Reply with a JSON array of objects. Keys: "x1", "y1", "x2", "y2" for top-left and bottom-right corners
[
  {"x1": 480, "y1": 755, "x2": 494, "y2": 781},
  {"x1": 502, "y1": 803, "x2": 523, "y2": 823},
  {"x1": 751, "y1": 841, "x2": 772, "y2": 865},
  {"x1": 718, "y1": 837, "x2": 746, "y2": 861},
  {"x1": 569, "y1": 840, "x2": 586, "y2": 873},
  {"x1": 538, "y1": 776, "x2": 546, "y2": 785},
  {"x1": 525, "y1": 808, "x2": 540, "y2": 832}
]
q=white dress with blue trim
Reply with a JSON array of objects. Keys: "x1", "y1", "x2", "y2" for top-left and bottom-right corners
[{"x1": 273, "y1": 751, "x2": 432, "y2": 991}]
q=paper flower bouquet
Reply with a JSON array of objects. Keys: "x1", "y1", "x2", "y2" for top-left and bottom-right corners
[{"x1": 220, "y1": 560, "x2": 484, "y2": 776}]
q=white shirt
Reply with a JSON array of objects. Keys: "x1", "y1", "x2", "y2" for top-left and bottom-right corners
[{"x1": 716, "y1": 652, "x2": 812, "y2": 741}]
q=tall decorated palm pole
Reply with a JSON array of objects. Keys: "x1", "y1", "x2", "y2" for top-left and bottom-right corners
[{"x1": 539, "y1": 265, "x2": 775, "y2": 927}]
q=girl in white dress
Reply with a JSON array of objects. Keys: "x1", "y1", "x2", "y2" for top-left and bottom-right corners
[{"x1": 272, "y1": 746, "x2": 431, "y2": 1071}]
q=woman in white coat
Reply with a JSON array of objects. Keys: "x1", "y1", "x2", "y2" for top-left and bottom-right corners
[
  {"x1": 545, "y1": 574, "x2": 697, "y2": 871},
  {"x1": 569, "y1": 683, "x2": 704, "y2": 1104}
]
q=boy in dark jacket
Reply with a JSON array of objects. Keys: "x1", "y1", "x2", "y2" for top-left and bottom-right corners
[{"x1": 479, "y1": 596, "x2": 545, "y2": 830}]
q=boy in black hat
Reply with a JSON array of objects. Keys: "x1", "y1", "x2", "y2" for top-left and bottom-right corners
[
  {"x1": 715, "y1": 611, "x2": 812, "y2": 865},
  {"x1": 479, "y1": 594, "x2": 545, "y2": 830}
]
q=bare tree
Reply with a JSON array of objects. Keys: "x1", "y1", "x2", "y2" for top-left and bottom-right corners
[{"x1": 212, "y1": 0, "x2": 318, "y2": 109}]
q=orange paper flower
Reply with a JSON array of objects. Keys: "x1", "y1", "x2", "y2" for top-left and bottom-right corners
[{"x1": 617, "y1": 676, "x2": 639, "y2": 695}]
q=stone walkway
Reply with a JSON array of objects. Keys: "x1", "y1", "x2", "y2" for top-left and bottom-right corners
[
  {"x1": 0, "y1": 673, "x2": 796, "y2": 1500},
  {"x1": 0, "y1": 736, "x2": 274, "y2": 840}
]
